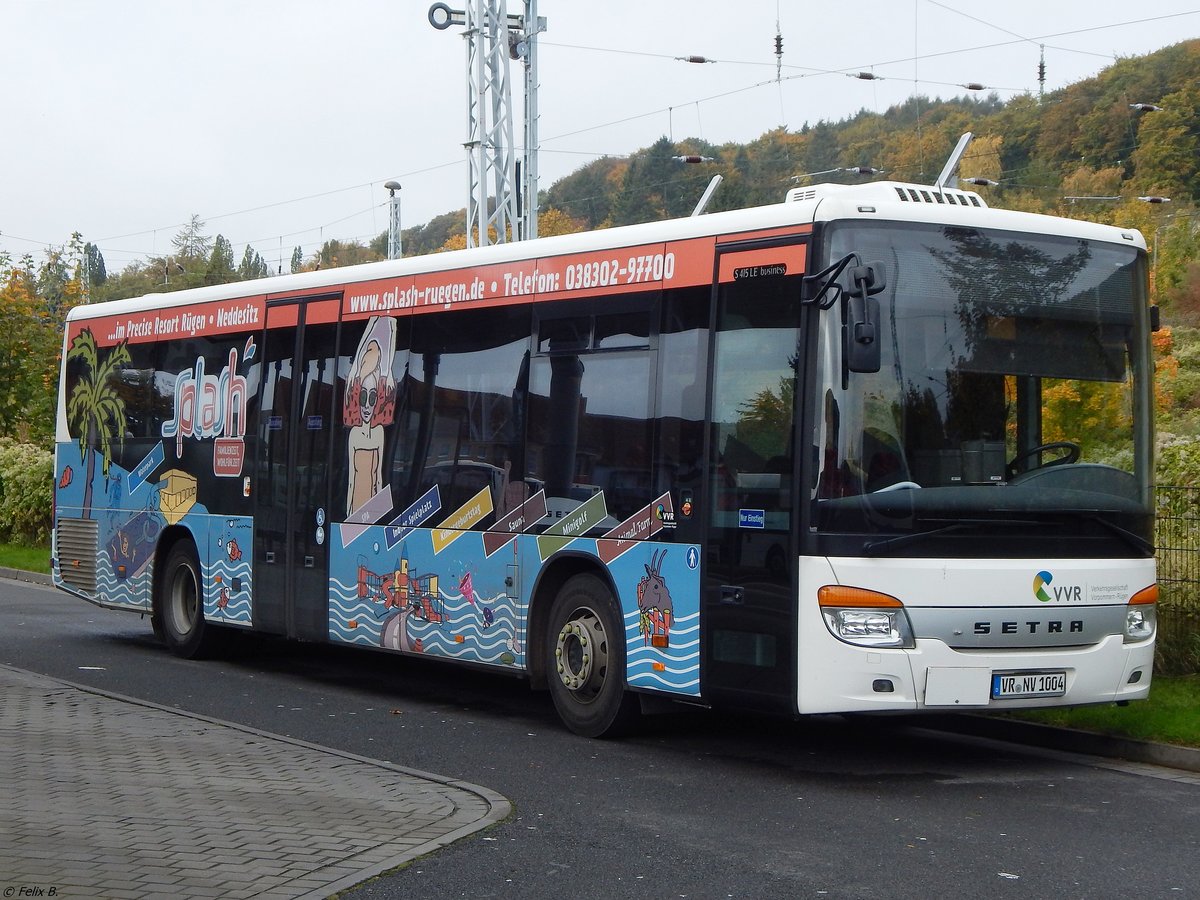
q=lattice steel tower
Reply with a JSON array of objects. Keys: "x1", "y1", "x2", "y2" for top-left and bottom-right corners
[{"x1": 430, "y1": 1, "x2": 544, "y2": 247}]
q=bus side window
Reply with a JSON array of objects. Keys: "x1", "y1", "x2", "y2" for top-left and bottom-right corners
[
  {"x1": 403, "y1": 305, "x2": 532, "y2": 525},
  {"x1": 529, "y1": 294, "x2": 657, "y2": 530},
  {"x1": 656, "y1": 287, "x2": 710, "y2": 500}
]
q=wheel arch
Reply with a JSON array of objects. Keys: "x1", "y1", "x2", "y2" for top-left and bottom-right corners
[
  {"x1": 526, "y1": 551, "x2": 621, "y2": 691},
  {"x1": 151, "y1": 524, "x2": 201, "y2": 615}
]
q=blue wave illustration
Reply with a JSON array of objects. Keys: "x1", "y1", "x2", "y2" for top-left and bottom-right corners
[
  {"x1": 327, "y1": 575, "x2": 524, "y2": 668},
  {"x1": 204, "y1": 556, "x2": 253, "y2": 624},
  {"x1": 621, "y1": 607, "x2": 700, "y2": 696},
  {"x1": 96, "y1": 549, "x2": 152, "y2": 610}
]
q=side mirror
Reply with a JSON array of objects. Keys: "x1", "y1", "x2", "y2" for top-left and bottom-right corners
[
  {"x1": 845, "y1": 296, "x2": 881, "y2": 373},
  {"x1": 844, "y1": 263, "x2": 885, "y2": 374}
]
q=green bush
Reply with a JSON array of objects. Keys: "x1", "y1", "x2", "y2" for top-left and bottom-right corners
[
  {"x1": 1156, "y1": 604, "x2": 1200, "y2": 675},
  {"x1": 0, "y1": 440, "x2": 53, "y2": 545},
  {"x1": 1157, "y1": 440, "x2": 1200, "y2": 486}
]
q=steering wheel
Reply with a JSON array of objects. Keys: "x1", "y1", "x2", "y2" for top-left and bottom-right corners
[{"x1": 1007, "y1": 441, "x2": 1080, "y2": 479}]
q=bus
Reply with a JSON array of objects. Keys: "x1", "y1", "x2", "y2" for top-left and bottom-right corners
[{"x1": 53, "y1": 179, "x2": 1158, "y2": 737}]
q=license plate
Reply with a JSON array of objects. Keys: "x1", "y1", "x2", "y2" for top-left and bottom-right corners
[{"x1": 991, "y1": 671, "x2": 1066, "y2": 699}]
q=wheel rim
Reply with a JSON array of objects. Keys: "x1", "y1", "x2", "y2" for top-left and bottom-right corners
[
  {"x1": 167, "y1": 562, "x2": 199, "y2": 638},
  {"x1": 554, "y1": 605, "x2": 609, "y2": 703}
]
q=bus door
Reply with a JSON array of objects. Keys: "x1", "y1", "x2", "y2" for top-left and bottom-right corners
[
  {"x1": 254, "y1": 296, "x2": 341, "y2": 640},
  {"x1": 702, "y1": 239, "x2": 808, "y2": 713}
]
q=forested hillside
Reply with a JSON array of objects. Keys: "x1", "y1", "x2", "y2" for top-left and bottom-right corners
[{"x1": 3, "y1": 39, "x2": 1200, "y2": 480}]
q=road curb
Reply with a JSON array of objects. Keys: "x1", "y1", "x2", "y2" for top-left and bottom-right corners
[
  {"x1": 924, "y1": 713, "x2": 1200, "y2": 774},
  {"x1": 0, "y1": 566, "x2": 51, "y2": 586}
]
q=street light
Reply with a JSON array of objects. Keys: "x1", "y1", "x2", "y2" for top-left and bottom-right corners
[
  {"x1": 384, "y1": 181, "x2": 402, "y2": 260},
  {"x1": 961, "y1": 177, "x2": 999, "y2": 186},
  {"x1": 1129, "y1": 103, "x2": 1164, "y2": 113}
]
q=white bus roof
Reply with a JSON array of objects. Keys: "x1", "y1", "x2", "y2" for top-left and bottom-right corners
[{"x1": 67, "y1": 181, "x2": 1147, "y2": 323}]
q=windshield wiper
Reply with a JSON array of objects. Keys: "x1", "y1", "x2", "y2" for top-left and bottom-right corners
[
  {"x1": 1081, "y1": 513, "x2": 1154, "y2": 555},
  {"x1": 862, "y1": 518, "x2": 1040, "y2": 557}
]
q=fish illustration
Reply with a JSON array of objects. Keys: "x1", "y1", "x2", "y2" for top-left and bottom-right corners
[
  {"x1": 59, "y1": 467, "x2": 73, "y2": 489},
  {"x1": 226, "y1": 538, "x2": 243, "y2": 562}
]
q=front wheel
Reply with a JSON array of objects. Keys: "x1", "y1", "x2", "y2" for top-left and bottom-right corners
[
  {"x1": 546, "y1": 574, "x2": 640, "y2": 738},
  {"x1": 155, "y1": 540, "x2": 221, "y2": 659}
]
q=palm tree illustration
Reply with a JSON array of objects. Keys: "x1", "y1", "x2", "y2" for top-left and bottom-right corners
[{"x1": 66, "y1": 328, "x2": 130, "y2": 518}]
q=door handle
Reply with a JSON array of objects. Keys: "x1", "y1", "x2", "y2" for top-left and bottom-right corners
[{"x1": 304, "y1": 555, "x2": 315, "y2": 568}]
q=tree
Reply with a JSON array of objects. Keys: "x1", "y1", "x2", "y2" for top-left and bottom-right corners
[
  {"x1": 82, "y1": 242, "x2": 107, "y2": 292},
  {"x1": 1129, "y1": 86, "x2": 1200, "y2": 200},
  {"x1": 237, "y1": 246, "x2": 269, "y2": 281},
  {"x1": 171, "y1": 214, "x2": 212, "y2": 262},
  {"x1": 0, "y1": 265, "x2": 61, "y2": 442},
  {"x1": 36, "y1": 246, "x2": 73, "y2": 318},
  {"x1": 290, "y1": 246, "x2": 304, "y2": 273},
  {"x1": 542, "y1": 157, "x2": 625, "y2": 228},
  {"x1": 369, "y1": 230, "x2": 389, "y2": 258},
  {"x1": 612, "y1": 136, "x2": 679, "y2": 225},
  {"x1": 535, "y1": 207, "x2": 586, "y2": 237},
  {"x1": 316, "y1": 239, "x2": 380, "y2": 269},
  {"x1": 206, "y1": 234, "x2": 236, "y2": 285}
]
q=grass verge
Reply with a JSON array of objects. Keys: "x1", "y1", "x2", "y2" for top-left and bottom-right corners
[
  {"x1": 1010, "y1": 674, "x2": 1200, "y2": 747},
  {"x1": 0, "y1": 541, "x2": 51, "y2": 574}
]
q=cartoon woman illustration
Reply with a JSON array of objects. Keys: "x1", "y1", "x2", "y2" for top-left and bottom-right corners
[{"x1": 344, "y1": 316, "x2": 397, "y2": 518}]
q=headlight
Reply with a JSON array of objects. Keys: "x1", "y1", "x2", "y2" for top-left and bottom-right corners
[
  {"x1": 818, "y1": 585, "x2": 914, "y2": 649},
  {"x1": 1125, "y1": 584, "x2": 1157, "y2": 644}
]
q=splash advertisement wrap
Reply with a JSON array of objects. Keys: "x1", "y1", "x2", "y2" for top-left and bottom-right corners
[
  {"x1": 55, "y1": 312, "x2": 259, "y2": 627},
  {"x1": 327, "y1": 525, "x2": 701, "y2": 697}
]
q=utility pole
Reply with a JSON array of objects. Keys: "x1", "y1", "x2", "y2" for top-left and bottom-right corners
[
  {"x1": 385, "y1": 181, "x2": 402, "y2": 259},
  {"x1": 516, "y1": 0, "x2": 545, "y2": 240},
  {"x1": 1038, "y1": 45, "x2": 1046, "y2": 104},
  {"x1": 430, "y1": 1, "x2": 543, "y2": 247}
]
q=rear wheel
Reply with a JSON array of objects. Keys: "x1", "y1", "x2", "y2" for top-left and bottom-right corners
[
  {"x1": 156, "y1": 541, "x2": 220, "y2": 658},
  {"x1": 546, "y1": 574, "x2": 639, "y2": 738}
]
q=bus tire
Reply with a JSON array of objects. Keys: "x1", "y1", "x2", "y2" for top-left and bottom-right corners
[
  {"x1": 156, "y1": 540, "x2": 219, "y2": 659},
  {"x1": 546, "y1": 574, "x2": 640, "y2": 738}
]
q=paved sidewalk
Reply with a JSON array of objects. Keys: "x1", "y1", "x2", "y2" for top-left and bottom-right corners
[{"x1": 0, "y1": 665, "x2": 510, "y2": 900}]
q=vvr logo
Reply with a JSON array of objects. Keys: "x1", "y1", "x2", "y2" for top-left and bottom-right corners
[
  {"x1": 1033, "y1": 571, "x2": 1054, "y2": 602},
  {"x1": 1033, "y1": 570, "x2": 1083, "y2": 603}
]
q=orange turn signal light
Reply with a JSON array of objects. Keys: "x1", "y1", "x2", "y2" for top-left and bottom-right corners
[
  {"x1": 817, "y1": 585, "x2": 903, "y2": 608},
  {"x1": 1128, "y1": 584, "x2": 1158, "y2": 605}
]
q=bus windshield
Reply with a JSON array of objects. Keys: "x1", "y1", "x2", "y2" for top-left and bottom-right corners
[{"x1": 813, "y1": 221, "x2": 1154, "y2": 556}]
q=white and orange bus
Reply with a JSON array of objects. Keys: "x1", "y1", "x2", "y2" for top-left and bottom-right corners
[{"x1": 54, "y1": 180, "x2": 1158, "y2": 736}]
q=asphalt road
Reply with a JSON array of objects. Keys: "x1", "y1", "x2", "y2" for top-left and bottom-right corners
[{"x1": 4, "y1": 579, "x2": 1199, "y2": 899}]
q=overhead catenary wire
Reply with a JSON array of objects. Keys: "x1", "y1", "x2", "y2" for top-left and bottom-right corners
[{"x1": 4, "y1": 8, "x2": 1196, "y2": 269}]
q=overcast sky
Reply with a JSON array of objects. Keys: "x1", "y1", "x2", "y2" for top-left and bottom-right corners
[{"x1": 3, "y1": 1, "x2": 1199, "y2": 275}]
